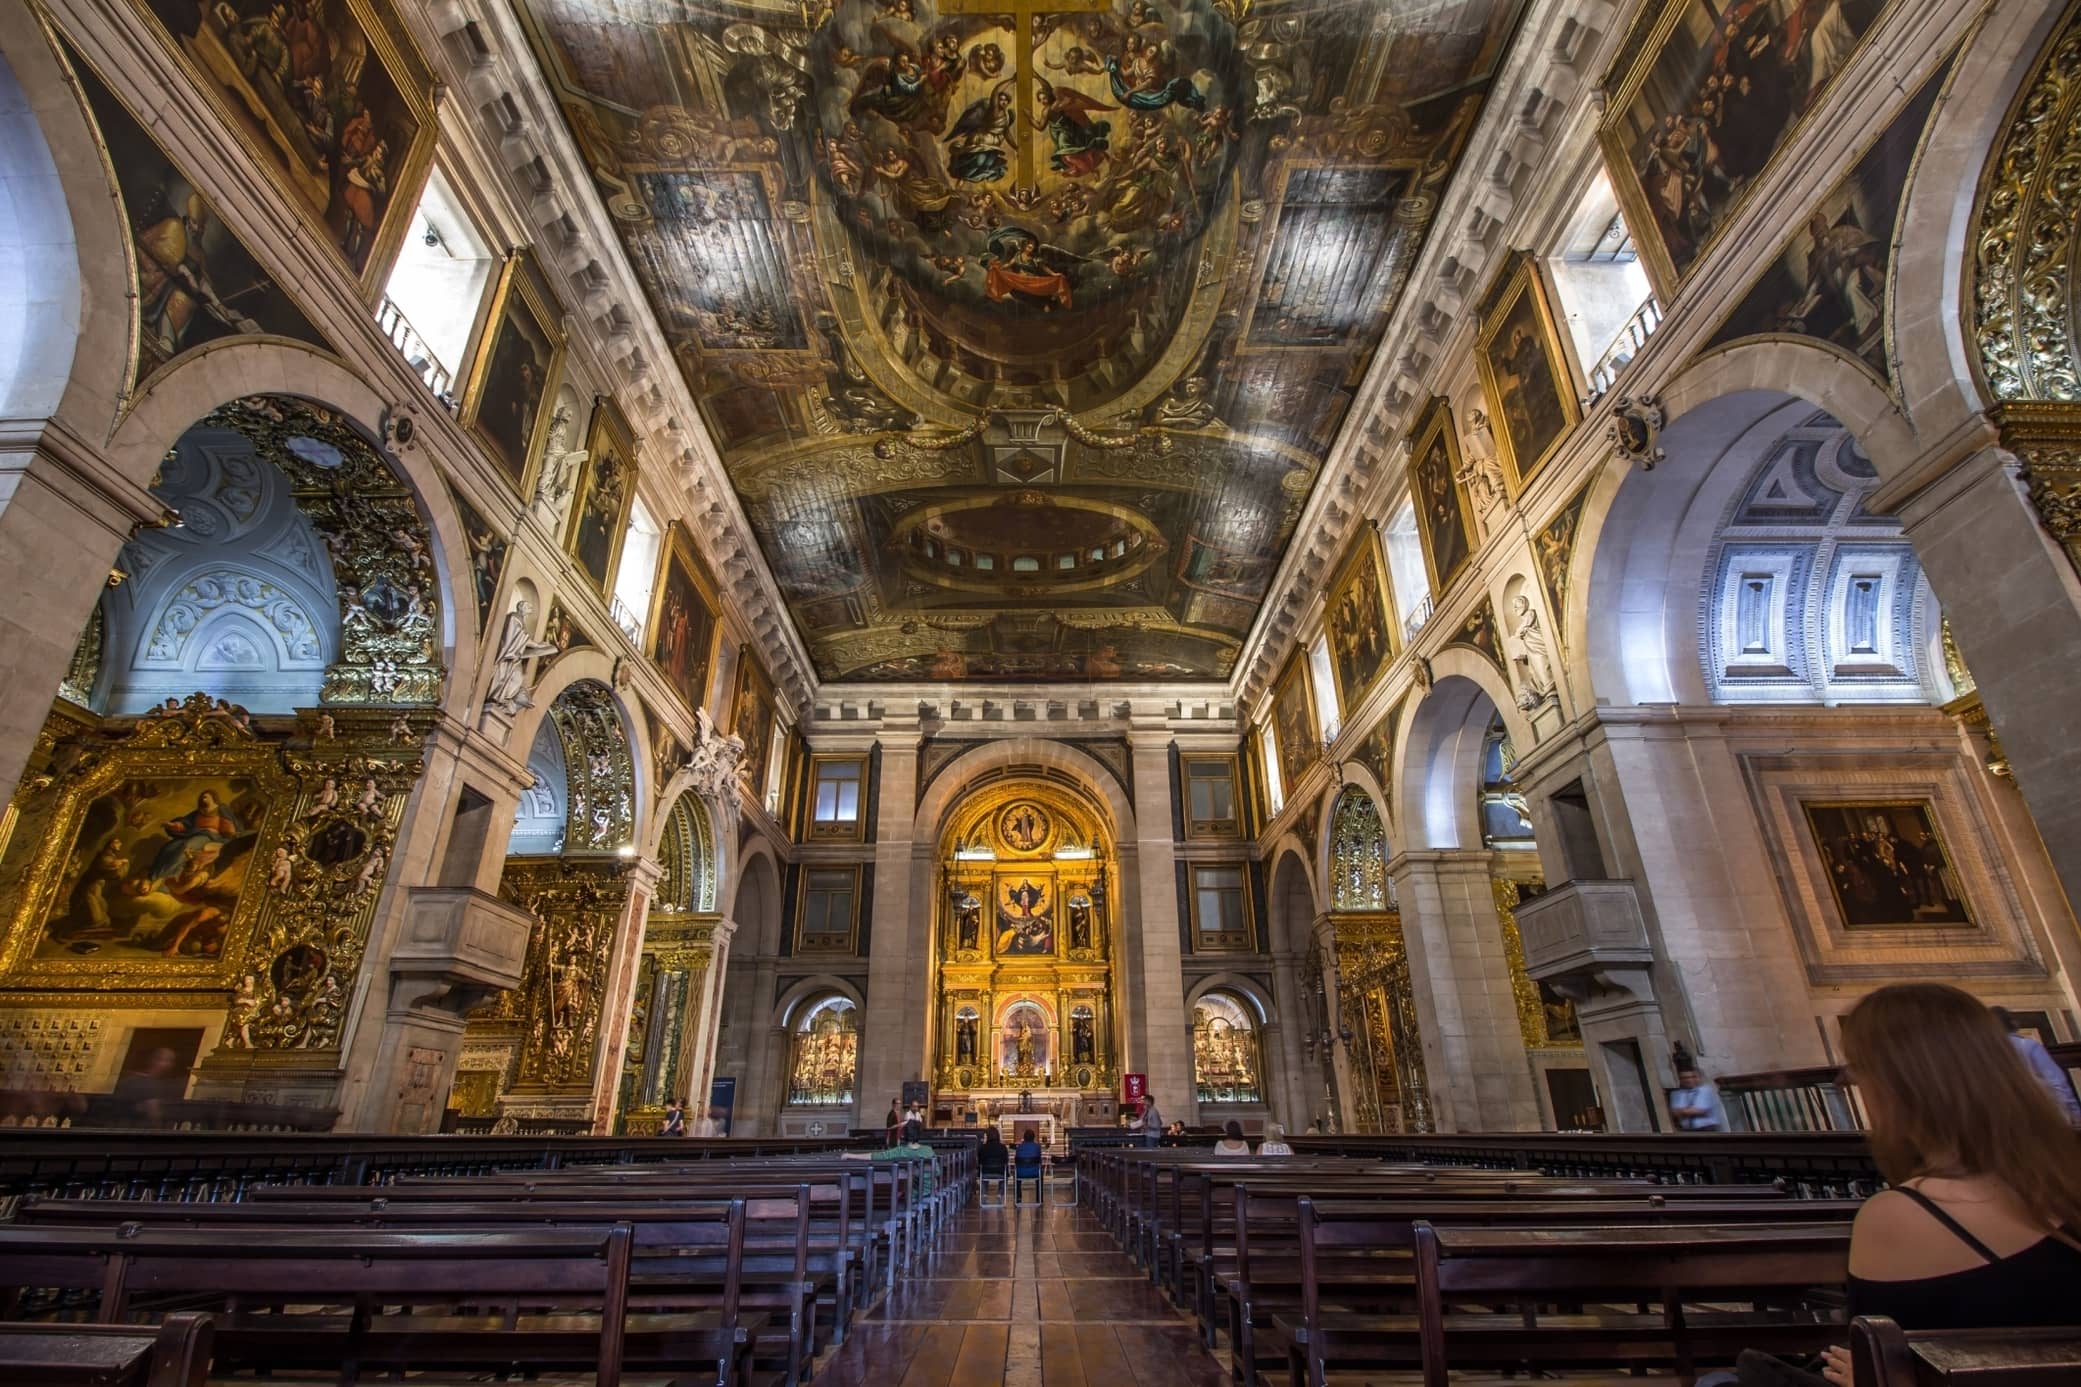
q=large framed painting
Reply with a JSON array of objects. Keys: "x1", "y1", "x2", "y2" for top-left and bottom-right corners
[
  {"x1": 993, "y1": 874, "x2": 1055, "y2": 958},
  {"x1": 0, "y1": 741, "x2": 293, "y2": 989},
  {"x1": 1407, "y1": 398, "x2": 1474, "y2": 597},
  {"x1": 1269, "y1": 651, "x2": 1320, "y2": 797},
  {"x1": 646, "y1": 524, "x2": 720, "y2": 717},
  {"x1": 566, "y1": 397, "x2": 636, "y2": 597},
  {"x1": 729, "y1": 649, "x2": 777, "y2": 802},
  {"x1": 1802, "y1": 800, "x2": 1971, "y2": 929},
  {"x1": 1324, "y1": 527, "x2": 1395, "y2": 714},
  {"x1": 55, "y1": 37, "x2": 329, "y2": 392},
  {"x1": 460, "y1": 252, "x2": 565, "y2": 497},
  {"x1": 1599, "y1": 0, "x2": 1892, "y2": 298},
  {"x1": 1475, "y1": 257, "x2": 1580, "y2": 494},
  {"x1": 134, "y1": 0, "x2": 439, "y2": 298}
]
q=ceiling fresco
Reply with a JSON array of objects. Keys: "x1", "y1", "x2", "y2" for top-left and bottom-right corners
[{"x1": 516, "y1": 0, "x2": 1525, "y2": 681}]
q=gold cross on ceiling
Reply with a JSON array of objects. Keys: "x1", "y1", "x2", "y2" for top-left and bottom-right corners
[{"x1": 936, "y1": 0, "x2": 1110, "y2": 189}]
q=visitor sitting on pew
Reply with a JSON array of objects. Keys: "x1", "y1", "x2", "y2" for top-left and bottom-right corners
[
  {"x1": 1256, "y1": 1122, "x2": 1292, "y2": 1156},
  {"x1": 1165, "y1": 1120, "x2": 1187, "y2": 1139},
  {"x1": 1807, "y1": 983, "x2": 2081, "y2": 1386},
  {"x1": 1013, "y1": 1128, "x2": 1044, "y2": 1203},
  {"x1": 978, "y1": 1127, "x2": 1008, "y2": 1181},
  {"x1": 1211, "y1": 1120, "x2": 1251, "y2": 1156}
]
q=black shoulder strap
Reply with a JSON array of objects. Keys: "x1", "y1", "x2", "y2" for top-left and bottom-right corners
[{"x1": 1893, "y1": 1184, "x2": 2001, "y2": 1264}]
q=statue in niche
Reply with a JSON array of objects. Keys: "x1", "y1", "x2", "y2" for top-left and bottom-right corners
[
  {"x1": 486, "y1": 599, "x2": 559, "y2": 717},
  {"x1": 1510, "y1": 593, "x2": 1556, "y2": 709},
  {"x1": 534, "y1": 404, "x2": 586, "y2": 521},
  {"x1": 1068, "y1": 896, "x2": 1092, "y2": 951},
  {"x1": 1455, "y1": 406, "x2": 1510, "y2": 539},
  {"x1": 1071, "y1": 1011, "x2": 1094, "y2": 1064},
  {"x1": 1012, "y1": 1016, "x2": 1037, "y2": 1076},
  {"x1": 955, "y1": 1014, "x2": 977, "y2": 1064},
  {"x1": 956, "y1": 897, "x2": 980, "y2": 951}
]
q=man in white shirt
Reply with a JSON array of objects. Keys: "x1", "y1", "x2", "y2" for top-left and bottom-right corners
[{"x1": 1668, "y1": 1065, "x2": 1729, "y2": 1131}]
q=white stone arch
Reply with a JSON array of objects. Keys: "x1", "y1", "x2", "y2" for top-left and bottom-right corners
[
  {"x1": 1397, "y1": 655, "x2": 1528, "y2": 851},
  {"x1": 1316, "y1": 776, "x2": 1392, "y2": 910},
  {"x1": 910, "y1": 735, "x2": 1136, "y2": 844},
  {"x1": 1889, "y1": 0, "x2": 2071, "y2": 427},
  {"x1": 102, "y1": 345, "x2": 482, "y2": 723},
  {"x1": 727, "y1": 838, "x2": 785, "y2": 955},
  {"x1": 1185, "y1": 972, "x2": 1277, "y2": 1025},
  {"x1": 1265, "y1": 839, "x2": 1317, "y2": 954},
  {"x1": 0, "y1": 6, "x2": 130, "y2": 446},
  {"x1": 774, "y1": 975, "x2": 866, "y2": 1030}
]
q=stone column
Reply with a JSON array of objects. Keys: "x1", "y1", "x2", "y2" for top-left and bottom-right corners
[
  {"x1": 1899, "y1": 443, "x2": 2081, "y2": 915},
  {"x1": 1126, "y1": 715, "x2": 1193, "y2": 1119},
  {"x1": 0, "y1": 436, "x2": 160, "y2": 802},
  {"x1": 590, "y1": 862, "x2": 664, "y2": 1132},
  {"x1": 1266, "y1": 947, "x2": 1313, "y2": 1132},
  {"x1": 858, "y1": 708, "x2": 923, "y2": 1128},
  {"x1": 683, "y1": 922, "x2": 733, "y2": 1111},
  {"x1": 1388, "y1": 850, "x2": 1540, "y2": 1131}
]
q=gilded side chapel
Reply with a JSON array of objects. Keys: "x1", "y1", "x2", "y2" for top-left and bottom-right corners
[{"x1": 2, "y1": 0, "x2": 2081, "y2": 1141}]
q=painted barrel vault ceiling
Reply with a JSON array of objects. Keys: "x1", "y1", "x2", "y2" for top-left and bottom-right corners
[{"x1": 515, "y1": 0, "x2": 1525, "y2": 682}]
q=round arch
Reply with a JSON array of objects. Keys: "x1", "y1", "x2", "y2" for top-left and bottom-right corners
[
  {"x1": 1398, "y1": 663, "x2": 1522, "y2": 851},
  {"x1": 0, "y1": 7, "x2": 130, "y2": 440},
  {"x1": 1265, "y1": 840, "x2": 1317, "y2": 953},
  {"x1": 727, "y1": 840, "x2": 785, "y2": 955},
  {"x1": 773, "y1": 974, "x2": 866, "y2": 1030},
  {"x1": 513, "y1": 669, "x2": 648, "y2": 854},
  {"x1": 910, "y1": 736, "x2": 1136, "y2": 845},
  {"x1": 650, "y1": 786, "x2": 720, "y2": 914},
  {"x1": 1185, "y1": 972, "x2": 1277, "y2": 1024},
  {"x1": 1889, "y1": 0, "x2": 2071, "y2": 429}
]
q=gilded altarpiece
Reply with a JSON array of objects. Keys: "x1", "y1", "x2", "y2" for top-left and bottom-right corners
[
  {"x1": 935, "y1": 785, "x2": 1116, "y2": 1098},
  {"x1": 489, "y1": 857, "x2": 638, "y2": 1122},
  {"x1": 616, "y1": 790, "x2": 719, "y2": 1135},
  {"x1": 1325, "y1": 911, "x2": 1433, "y2": 1134},
  {"x1": 0, "y1": 696, "x2": 428, "y2": 1108}
]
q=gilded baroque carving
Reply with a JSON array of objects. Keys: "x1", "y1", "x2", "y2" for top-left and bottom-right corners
[
  {"x1": 1972, "y1": 5, "x2": 2081, "y2": 404},
  {"x1": 1994, "y1": 403, "x2": 2081, "y2": 569},
  {"x1": 1328, "y1": 912, "x2": 1433, "y2": 1133},
  {"x1": 500, "y1": 857, "x2": 636, "y2": 1090},
  {"x1": 551, "y1": 682, "x2": 636, "y2": 852}
]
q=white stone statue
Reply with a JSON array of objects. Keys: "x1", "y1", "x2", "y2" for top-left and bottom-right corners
[
  {"x1": 1510, "y1": 593, "x2": 1556, "y2": 709},
  {"x1": 685, "y1": 707, "x2": 749, "y2": 821},
  {"x1": 1455, "y1": 406, "x2": 1510, "y2": 538},
  {"x1": 533, "y1": 405, "x2": 587, "y2": 522},
  {"x1": 486, "y1": 599, "x2": 559, "y2": 717}
]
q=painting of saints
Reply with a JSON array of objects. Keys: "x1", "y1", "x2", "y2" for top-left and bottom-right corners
[
  {"x1": 569, "y1": 448, "x2": 629, "y2": 592},
  {"x1": 36, "y1": 777, "x2": 268, "y2": 963},
  {"x1": 649, "y1": 543, "x2": 716, "y2": 715},
  {"x1": 1326, "y1": 540, "x2": 1391, "y2": 709},
  {"x1": 1481, "y1": 287, "x2": 1571, "y2": 485},
  {"x1": 996, "y1": 878, "x2": 1054, "y2": 956},
  {"x1": 1271, "y1": 660, "x2": 1319, "y2": 791},
  {"x1": 999, "y1": 802, "x2": 1049, "y2": 853},
  {"x1": 1804, "y1": 802, "x2": 1971, "y2": 929},
  {"x1": 1032, "y1": 78, "x2": 1114, "y2": 176},
  {"x1": 472, "y1": 283, "x2": 555, "y2": 492},
  {"x1": 1414, "y1": 429, "x2": 1471, "y2": 589}
]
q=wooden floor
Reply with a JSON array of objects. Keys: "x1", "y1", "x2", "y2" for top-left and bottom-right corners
[{"x1": 812, "y1": 1201, "x2": 1228, "y2": 1387}]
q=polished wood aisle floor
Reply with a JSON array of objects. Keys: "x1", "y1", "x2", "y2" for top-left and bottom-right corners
[{"x1": 813, "y1": 1201, "x2": 1229, "y2": 1386}]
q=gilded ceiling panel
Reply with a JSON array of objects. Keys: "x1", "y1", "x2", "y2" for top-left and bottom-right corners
[{"x1": 516, "y1": 0, "x2": 1523, "y2": 680}]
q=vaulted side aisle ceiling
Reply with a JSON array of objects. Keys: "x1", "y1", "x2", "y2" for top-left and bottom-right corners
[{"x1": 516, "y1": 0, "x2": 1524, "y2": 682}]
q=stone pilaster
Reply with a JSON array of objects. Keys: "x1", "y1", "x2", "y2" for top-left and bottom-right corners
[
  {"x1": 1126, "y1": 716, "x2": 1192, "y2": 1118},
  {"x1": 1266, "y1": 948, "x2": 1314, "y2": 1132},
  {"x1": 1388, "y1": 851, "x2": 1540, "y2": 1131},
  {"x1": 858, "y1": 708, "x2": 922, "y2": 1126}
]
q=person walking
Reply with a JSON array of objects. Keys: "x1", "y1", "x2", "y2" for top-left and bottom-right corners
[{"x1": 1994, "y1": 1007, "x2": 2081, "y2": 1126}]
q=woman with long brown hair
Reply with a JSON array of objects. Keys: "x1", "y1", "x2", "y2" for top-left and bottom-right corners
[{"x1": 1815, "y1": 983, "x2": 2081, "y2": 1383}]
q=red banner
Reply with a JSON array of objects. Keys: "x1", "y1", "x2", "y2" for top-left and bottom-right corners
[{"x1": 1121, "y1": 1072, "x2": 1146, "y2": 1103}]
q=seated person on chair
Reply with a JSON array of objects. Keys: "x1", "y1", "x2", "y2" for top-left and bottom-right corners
[
  {"x1": 979, "y1": 1127, "x2": 1008, "y2": 1181},
  {"x1": 1013, "y1": 1128, "x2": 1044, "y2": 1202}
]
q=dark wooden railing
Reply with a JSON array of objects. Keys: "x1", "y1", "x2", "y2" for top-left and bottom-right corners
[{"x1": 1718, "y1": 1065, "x2": 1868, "y2": 1133}]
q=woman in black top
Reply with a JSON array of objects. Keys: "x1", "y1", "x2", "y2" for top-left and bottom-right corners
[
  {"x1": 1817, "y1": 983, "x2": 2081, "y2": 1383},
  {"x1": 978, "y1": 1127, "x2": 1008, "y2": 1179}
]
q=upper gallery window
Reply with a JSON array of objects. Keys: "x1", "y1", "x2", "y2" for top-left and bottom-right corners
[
  {"x1": 379, "y1": 167, "x2": 496, "y2": 399},
  {"x1": 1183, "y1": 755, "x2": 1241, "y2": 839},
  {"x1": 809, "y1": 757, "x2": 865, "y2": 840}
]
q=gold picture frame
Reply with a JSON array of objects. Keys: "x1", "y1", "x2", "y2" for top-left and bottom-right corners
[
  {"x1": 1324, "y1": 526, "x2": 1397, "y2": 716},
  {"x1": 1406, "y1": 396, "x2": 1474, "y2": 598},
  {"x1": 729, "y1": 649, "x2": 778, "y2": 806},
  {"x1": 129, "y1": 0, "x2": 440, "y2": 300},
  {"x1": 459, "y1": 251, "x2": 567, "y2": 498},
  {"x1": 1268, "y1": 649, "x2": 1320, "y2": 799},
  {"x1": 566, "y1": 397, "x2": 637, "y2": 598},
  {"x1": 1801, "y1": 799, "x2": 1973, "y2": 930},
  {"x1": 1474, "y1": 256, "x2": 1581, "y2": 496},
  {"x1": 645, "y1": 522, "x2": 721, "y2": 718},
  {"x1": 1597, "y1": 0, "x2": 1895, "y2": 301},
  {"x1": 0, "y1": 737, "x2": 296, "y2": 991}
]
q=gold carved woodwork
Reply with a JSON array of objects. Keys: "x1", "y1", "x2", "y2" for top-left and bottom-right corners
[
  {"x1": 1989, "y1": 404, "x2": 2081, "y2": 575},
  {"x1": 1328, "y1": 911, "x2": 1433, "y2": 1133},
  {"x1": 499, "y1": 856, "x2": 636, "y2": 1091},
  {"x1": 1491, "y1": 877, "x2": 1568, "y2": 1051}
]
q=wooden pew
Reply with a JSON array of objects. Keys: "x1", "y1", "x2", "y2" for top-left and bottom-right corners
[
  {"x1": 0, "y1": 1313, "x2": 214, "y2": 1387},
  {"x1": 0, "y1": 1220, "x2": 765, "y2": 1387},
  {"x1": 1851, "y1": 1316, "x2": 2081, "y2": 1387}
]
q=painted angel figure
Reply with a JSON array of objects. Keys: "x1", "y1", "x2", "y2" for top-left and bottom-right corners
[
  {"x1": 943, "y1": 79, "x2": 1016, "y2": 183},
  {"x1": 1032, "y1": 77, "x2": 1115, "y2": 177}
]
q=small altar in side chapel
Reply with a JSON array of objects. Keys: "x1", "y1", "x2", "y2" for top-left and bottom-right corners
[{"x1": 929, "y1": 782, "x2": 1123, "y2": 1149}]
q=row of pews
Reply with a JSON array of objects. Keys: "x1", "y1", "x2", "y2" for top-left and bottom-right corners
[
  {"x1": 0, "y1": 1138, "x2": 974, "y2": 1386},
  {"x1": 1079, "y1": 1145, "x2": 2081, "y2": 1387}
]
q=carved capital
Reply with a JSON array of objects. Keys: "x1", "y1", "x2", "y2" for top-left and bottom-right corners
[{"x1": 1994, "y1": 403, "x2": 2081, "y2": 548}]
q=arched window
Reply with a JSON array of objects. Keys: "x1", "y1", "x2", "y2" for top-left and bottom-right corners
[
  {"x1": 1192, "y1": 991, "x2": 1262, "y2": 1105},
  {"x1": 786, "y1": 996, "x2": 858, "y2": 1107},
  {"x1": 1329, "y1": 788, "x2": 1389, "y2": 911}
]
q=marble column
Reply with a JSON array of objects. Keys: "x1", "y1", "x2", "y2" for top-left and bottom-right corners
[
  {"x1": 859, "y1": 708, "x2": 923, "y2": 1129},
  {"x1": 1899, "y1": 444, "x2": 2081, "y2": 916},
  {"x1": 1126, "y1": 716, "x2": 1193, "y2": 1119},
  {"x1": 589, "y1": 861, "x2": 664, "y2": 1132},
  {"x1": 1388, "y1": 850, "x2": 1540, "y2": 1131},
  {"x1": 1266, "y1": 947, "x2": 1314, "y2": 1133}
]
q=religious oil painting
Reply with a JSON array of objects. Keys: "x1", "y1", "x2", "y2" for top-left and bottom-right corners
[
  {"x1": 995, "y1": 875, "x2": 1054, "y2": 958},
  {"x1": 997, "y1": 800, "x2": 1053, "y2": 856},
  {"x1": 730, "y1": 650, "x2": 777, "y2": 802},
  {"x1": 62, "y1": 42, "x2": 329, "y2": 387},
  {"x1": 510, "y1": 0, "x2": 1523, "y2": 681},
  {"x1": 452, "y1": 492, "x2": 509, "y2": 635},
  {"x1": 1707, "y1": 62, "x2": 1947, "y2": 381},
  {"x1": 567, "y1": 398, "x2": 636, "y2": 597},
  {"x1": 1408, "y1": 399, "x2": 1473, "y2": 597},
  {"x1": 647, "y1": 525, "x2": 720, "y2": 718},
  {"x1": 1475, "y1": 258, "x2": 1579, "y2": 493},
  {"x1": 462, "y1": 253, "x2": 565, "y2": 496},
  {"x1": 1803, "y1": 801, "x2": 1971, "y2": 929},
  {"x1": 1325, "y1": 529, "x2": 1394, "y2": 714},
  {"x1": 0, "y1": 756, "x2": 287, "y2": 989},
  {"x1": 1269, "y1": 652, "x2": 1320, "y2": 798},
  {"x1": 1601, "y1": 0, "x2": 1891, "y2": 296},
  {"x1": 136, "y1": 0, "x2": 439, "y2": 296}
]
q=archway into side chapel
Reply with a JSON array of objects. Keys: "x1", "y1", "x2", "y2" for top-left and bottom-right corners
[{"x1": 930, "y1": 776, "x2": 1118, "y2": 1138}]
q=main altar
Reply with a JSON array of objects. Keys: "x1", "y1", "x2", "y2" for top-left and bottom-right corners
[{"x1": 930, "y1": 782, "x2": 1119, "y2": 1112}]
